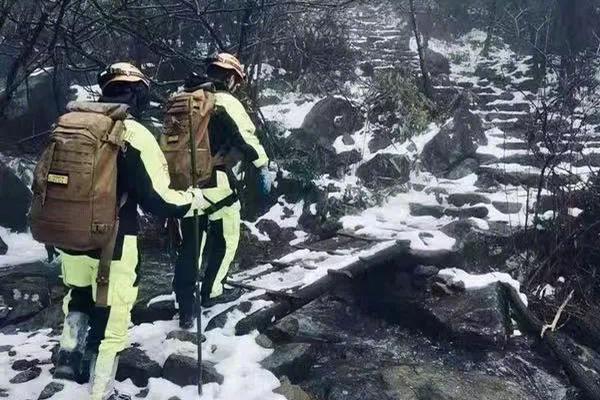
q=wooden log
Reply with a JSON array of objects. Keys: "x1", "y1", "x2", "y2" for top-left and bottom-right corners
[
  {"x1": 225, "y1": 280, "x2": 303, "y2": 302},
  {"x1": 235, "y1": 240, "x2": 411, "y2": 335},
  {"x1": 500, "y1": 283, "x2": 600, "y2": 400}
]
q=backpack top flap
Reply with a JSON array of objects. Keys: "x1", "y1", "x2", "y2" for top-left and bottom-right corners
[{"x1": 67, "y1": 101, "x2": 129, "y2": 120}]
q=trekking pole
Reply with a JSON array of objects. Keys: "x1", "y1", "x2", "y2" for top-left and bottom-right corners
[{"x1": 188, "y1": 97, "x2": 203, "y2": 396}]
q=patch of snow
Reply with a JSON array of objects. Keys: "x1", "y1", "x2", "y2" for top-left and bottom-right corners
[
  {"x1": 568, "y1": 207, "x2": 583, "y2": 217},
  {"x1": 0, "y1": 227, "x2": 46, "y2": 268},
  {"x1": 70, "y1": 84, "x2": 101, "y2": 102},
  {"x1": 438, "y1": 267, "x2": 527, "y2": 305},
  {"x1": 261, "y1": 93, "x2": 320, "y2": 130}
]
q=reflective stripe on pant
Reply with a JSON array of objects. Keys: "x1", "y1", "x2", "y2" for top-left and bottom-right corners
[{"x1": 59, "y1": 235, "x2": 139, "y2": 400}]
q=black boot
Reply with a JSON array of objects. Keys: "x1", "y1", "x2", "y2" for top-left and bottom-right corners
[
  {"x1": 77, "y1": 350, "x2": 97, "y2": 384},
  {"x1": 202, "y1": 287, "x2": 244, "y2": 308},
  {"x1": 179, "y1": 310, "x2": 194, "y2": 330},
  {"x1": 53, "y1": 350, "x2": 83, "y2": 381}
]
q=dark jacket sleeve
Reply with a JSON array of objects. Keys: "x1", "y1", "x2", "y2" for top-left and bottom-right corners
[{"x1": 123, "y1": 120, "x2": 194, "y2": 218}]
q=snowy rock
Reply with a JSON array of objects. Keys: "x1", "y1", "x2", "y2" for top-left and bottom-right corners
[
  {"x1": 12, "y1": 358, "x2": 39, "y2": 371},
  {"x1": 444, "y1": 206, "x2": 489, "y2": 219},
  {"x1": 0, "y1": 160, "x2": 32, "y2": 232},
  {"x1": 356, "y1": 154, "x2": 410, "y2": 189},
  {"x1": 9, "y1": 366, "x2": 41, "y2": 383},
  {"x1": 274, "y1": 376, "x2": 313, "y2": 400},
  {"x1": 423, "y1": 282, "x2": 509, "y2": 349},
  {"x1": 205, "y1": 301, "x2": 253, "y2": 331},
  {"x1": 445, "y1": 157, "x2": 479, "y2": 179},
  {"x1": 492, "y1": 201, "x2": 523, "y2": 214},
  {"x1": 162, "y1": 354, "x2": 223, "y2": 386},
  {"x1": 260, "y1": 343, "x2": 316, "y2": 381},
  {"x1": 368, "y1": 128, "x2": 393, "y2": 153},
  {"x1": 38, "y1": 382, "x2": 64, "y2": 399},
  {"x1": 116, "y1": 347, "x2": 162, "y2": 387},
  {"x1": 299, "y1": 97, "x2": 362, "y2": 146},
  {"x1": 425, "y1": 48, "x2": 450, "y2": 77},
  {"x1": 257, "y1": 219, "x2": 297, "y2": 243},
  {"x1": 409, "y1": 203, "x2": 445, "y2": 218},
  {"x1": 421, "y1": 106, "x2": 486, "y2": 177},
  {"x1": 255, "y1": 334, "x2": 275, "y2": 349},
  {"x1": 447, "y1": 193, "x2": 491, "y2": 207},
  {"x1": 0, "y1": 235, "x2": 6, "y2": 256},
  {"x1": 166, "y1": 330, "x2": 206, "y2": 345}
]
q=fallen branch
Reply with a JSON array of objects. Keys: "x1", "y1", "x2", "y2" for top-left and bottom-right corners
[
  {"x1": 500, "y1": 283, "x2": 600, "y2": 400},
  {"x1": 541, "y1": 290, "x2": 574, "y2": 338}
]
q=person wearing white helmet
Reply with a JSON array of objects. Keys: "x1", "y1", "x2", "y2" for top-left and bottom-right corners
[
  {"x1": 52, "y1": 62, "x2": 208, "y2": 400},
  {"x1": 173, "y1": 53, "x2": 271, "y2": 328}
]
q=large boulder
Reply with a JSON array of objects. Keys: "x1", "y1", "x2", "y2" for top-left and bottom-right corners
[
  {"x1": 420, "y1": 282, "x2": 510, "y2": 349},
  {"x1": 299, "y1": 97, "x2": 363, "y2": 146},
  {"x1": 0, "y1": 160, "x2": 32, "y2": 232},
  {"x1": 356, "y1": 154, "x2": 410, "y2": 189},
  {"x1": 0, "y1": 262, "x2": 63, "y2": 330},
  {"x1": 421, "y1": 106, "x2": 486, "y2": 178}
]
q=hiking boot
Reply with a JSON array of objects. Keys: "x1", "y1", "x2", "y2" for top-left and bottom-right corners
[
  {"x1": 202, "y1": 287, "x2": 243, "y2": 308},
  {"x1": 53, "y1": 350, "x2": 82, "y2": 381},
  {"x1": 179, "y1": 311, "x2": 194, "y2": 330}
]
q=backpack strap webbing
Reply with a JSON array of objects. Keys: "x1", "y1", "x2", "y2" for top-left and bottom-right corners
[
  {"x1": 202, "y1": 192, "x2": 239, "y2": 216},
  {"x1": 95, "y1": 193, "x2": 128, "y2": 307}
]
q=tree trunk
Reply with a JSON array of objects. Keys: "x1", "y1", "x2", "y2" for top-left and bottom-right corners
[
  {"x1": 482, "y1": 0, "x2": 498, "y2": 57},
  {"x1": 408, "y1": 0, "x2": 434, "y2": 100}
]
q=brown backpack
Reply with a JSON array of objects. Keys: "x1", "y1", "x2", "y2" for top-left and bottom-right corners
[
  {"x1": 30, "y1": 102, "x2": 128, "y2": 306},
  {"x1": 30, "y1": 101, "x2": 128, "y2": 251},
  {"x1": 160, "y1": 88, "x2": 216, "y2": 190}
]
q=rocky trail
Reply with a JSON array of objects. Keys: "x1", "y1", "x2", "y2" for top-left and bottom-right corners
[{"x1": 0, "y1": 1, "x2": 599, "y2": 399}]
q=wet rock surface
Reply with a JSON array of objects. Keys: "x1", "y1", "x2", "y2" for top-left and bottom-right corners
[{"x1": 264, "y1": 287, "x2": 571, "y2": 400}]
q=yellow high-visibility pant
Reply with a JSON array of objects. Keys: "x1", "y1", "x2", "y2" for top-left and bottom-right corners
[{"x1": 59, "y1": 235, "x2": 139, "y2": 400}]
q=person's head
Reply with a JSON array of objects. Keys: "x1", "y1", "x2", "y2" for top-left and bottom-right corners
[
  {"x1": 97, "y1": 62, "x2": 150, "y2": 118},
  {"x1": 206, "y1": 53, "x2": 245, "y2": 92}
]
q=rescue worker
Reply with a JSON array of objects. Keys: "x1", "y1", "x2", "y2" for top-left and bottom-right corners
[
  {"x1": 53, "y1": 63, "x2": 209, "y2": 400},
  {"x1": 174, "y1": 53, "x2": 272, "y2": 329}
]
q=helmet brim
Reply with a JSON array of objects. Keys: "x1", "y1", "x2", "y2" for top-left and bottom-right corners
[
  {"x1": 100, "y1": 75, "x2": 150, "y2": 91},
  {"x1": 210, "y1": 61, "x2": 246, "y2": 81}
]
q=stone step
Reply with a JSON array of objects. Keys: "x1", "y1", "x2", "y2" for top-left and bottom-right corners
[
  {"x1": 476, "y1": 165, "x2": 578, "y2": 188},
  {"x1": 480, "y1": 102, "x2": 531, "y2": 113},
  {"x1": 482, "y1": 112, "x2": 526, "y2": 122},
  {"x1": 446, "y1": 193, "x2": 491, "y2": 207},
  {"x1": 409, "y1": 203, "x2": 489, "y2": 219},
  {"x1": 496, "y1": 141, "x2": 530, "y2": 150}
]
